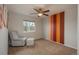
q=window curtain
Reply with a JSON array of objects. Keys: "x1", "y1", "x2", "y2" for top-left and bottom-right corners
[{"x1": 0, "y1": 4, "x2": 7, "y2": 29}]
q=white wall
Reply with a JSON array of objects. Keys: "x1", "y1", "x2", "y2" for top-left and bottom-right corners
[
  {"x1": 42, "y1": 17, "x2": 49, "y2": 40},
  {"x1": 43, "y1": 5, "x2": 77, "y2": 49},
  {"x1": 0, "y1": 28, "x2": 8, "y2": 55},
  {"x1": 64, "y1": 5, "x2": 77, "y2": 49},
  {"x1": 8, "y1": 12, "x2": 43, "y2": 39}
]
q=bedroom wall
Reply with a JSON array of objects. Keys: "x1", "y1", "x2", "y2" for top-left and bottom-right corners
[
  {"x1": 64, "y1": 5, "x2": 77, "y2": 49},
  {"x1": 42, "y1": 5, "x2": 77, "y2": 49},
  {"x1": 8, "y1": 12, "x2": 43, "y2": 39}
]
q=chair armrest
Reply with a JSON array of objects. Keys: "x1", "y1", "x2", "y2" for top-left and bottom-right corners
[{"x1": 13, "y1": 37, "x2": 26, "y2": 41}]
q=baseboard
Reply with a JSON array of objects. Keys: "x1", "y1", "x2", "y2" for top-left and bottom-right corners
[
  {"x1": 34, "y1": 38, "x2": 44, "y2": 41},
  {"x1": 43, "y1": 38, "x2": 77, "y2": 50},
  {"x1": 64, "y1": 44, "x2": 77, "y2": 50}
]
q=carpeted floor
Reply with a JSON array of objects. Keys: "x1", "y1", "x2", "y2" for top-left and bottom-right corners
[{"x1": 8, "y1": 39, "x2": 77, "y2": 55}]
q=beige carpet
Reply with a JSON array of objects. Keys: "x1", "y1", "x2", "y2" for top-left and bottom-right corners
[{"x1": 8, "y1": 39, "x2": 77, "y2": 55}]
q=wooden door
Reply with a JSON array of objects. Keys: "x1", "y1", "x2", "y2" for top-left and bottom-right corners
[{"x1": 49, "y1": 12, "x2": 64, "y2": 44}]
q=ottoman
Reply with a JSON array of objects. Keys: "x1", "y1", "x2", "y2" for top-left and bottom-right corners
[{"x1": 26, "y1": 38, "x2": 35, "y2": 46}]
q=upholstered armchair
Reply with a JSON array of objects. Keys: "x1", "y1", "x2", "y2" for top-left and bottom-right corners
[{"x1": 10, "y1": 31, "x2": 26, "y2": 46}]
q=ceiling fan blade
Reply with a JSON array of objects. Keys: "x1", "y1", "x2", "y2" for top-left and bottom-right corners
[
  {"x1": 33, "y1": 8, "x2": 40, "y2": 13},
  {"x1": 43, "y1": 14, "x2": 49, "y2": 16},
  {"x1": 43, "y1": 10, "x2": 50, "y2": 13}
]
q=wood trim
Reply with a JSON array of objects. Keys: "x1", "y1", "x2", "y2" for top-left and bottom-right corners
[{"x1": 49, "y1": 15, "x2": 52, "y2": 40}]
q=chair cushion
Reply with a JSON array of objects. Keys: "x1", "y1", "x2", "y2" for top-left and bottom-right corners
[{"x1": 11, "y1": 31, "x2": 18, "y2": 39}]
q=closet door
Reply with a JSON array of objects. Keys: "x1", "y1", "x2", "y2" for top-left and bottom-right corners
[
  {"x1": 60, "y1": 12, "x2": 64, "y2": 44},
  {"x1": 53, "y1": 15, "x2": 56, "y2": 42},
  {"x1": 50, "y1": 12, "x2": 64, "y2": 44}
]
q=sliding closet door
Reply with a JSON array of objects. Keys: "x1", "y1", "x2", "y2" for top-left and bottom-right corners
[
  {"x1": 49, "y1": 15, "x2": 56, "y2": 42},
  {"x1": 53, "y1": 15, "x2": 56, "y2": 42},
  {"x1": 60, "y1": 12, "x2": 64, "y2": 44},
  {"x1": 49, "y1": 12, "x2": 64, "y2": 44},
  {"x1": 56, "y1": 14, "x2": 60, "y2": 43}
]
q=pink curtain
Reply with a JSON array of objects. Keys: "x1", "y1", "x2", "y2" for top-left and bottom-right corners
[{"x1": 0, "y1": 5, "x2": 5, "y2": 29}]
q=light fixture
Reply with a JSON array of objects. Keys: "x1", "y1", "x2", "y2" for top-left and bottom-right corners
[{"x1": 38, "y1": 13, "x2": 43, "y2": 16}]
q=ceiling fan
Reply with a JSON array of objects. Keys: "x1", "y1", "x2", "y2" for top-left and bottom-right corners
[{"x1": 31, "y1": 8, "x2": 50, "y2": 17}]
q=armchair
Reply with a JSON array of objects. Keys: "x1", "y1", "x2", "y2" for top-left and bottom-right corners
[{"x1": 10, "y1": 31, "x2": 26, "y2": 46}]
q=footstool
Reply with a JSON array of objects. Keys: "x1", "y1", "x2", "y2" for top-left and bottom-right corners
[{"x1": 26, "y1": 38, "x2": 35, "y2": 46}]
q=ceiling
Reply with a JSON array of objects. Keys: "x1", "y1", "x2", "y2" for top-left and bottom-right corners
[{"x1": 6, "y1": 4, "x2": 76, "y2": 17}]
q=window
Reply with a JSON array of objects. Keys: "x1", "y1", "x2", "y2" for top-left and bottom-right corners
[{"x1": 23, "y1": 21, "x2": 36, "y2": 32}]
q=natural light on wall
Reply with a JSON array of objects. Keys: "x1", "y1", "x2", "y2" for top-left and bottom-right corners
[{"x1": 23, "y1": 21, "x2": 36, "y2": 32}]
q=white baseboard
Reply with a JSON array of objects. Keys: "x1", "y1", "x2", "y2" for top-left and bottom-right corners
[{"x1": 44, "y1": 38, "x2": 77, "y2": 50}]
